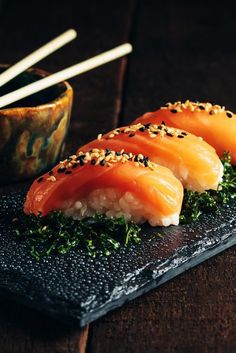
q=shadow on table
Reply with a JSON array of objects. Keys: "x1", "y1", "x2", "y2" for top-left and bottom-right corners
[{"x1": 0, "y1": 296, "x2": 87, "y2": 352}]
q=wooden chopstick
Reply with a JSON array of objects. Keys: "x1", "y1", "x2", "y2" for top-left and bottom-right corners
[
  {"x1": 0, "y1": 29, "x2": 77, "y2": 88},
  {"x1": 0, "y1": 43, "x2": 132, "y2": 109}
]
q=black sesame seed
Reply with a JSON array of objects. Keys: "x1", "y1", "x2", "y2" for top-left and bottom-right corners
[
  {"x1": 209, "y1": 110, "x2": 214, "y2": 115},
  {"x1": 37, "y1": 177, "x2": 44, "y2": 183},
  {"x1": 161, "y1": 121, "x2": 166, "y2": 125},
  {"x1": 153, "y1": 131, "x2": 158, "y2": 135},
  {"x1": 177, "y1": 135, "x2": 184, "y2": 138},
  {"x1": 76, "y1": 156, "x2": 85, "y2": 165},
  {"x1": 76, "y1": 154, "x2": 85, "y2": 160},
  {"x1": 129, "y1": 133, "x2": 135, "y2": 137},
  {"x1": 100, "y1": 159, "x2": 106, "y2": 166},
  {"x1": 226, "y1": 112, "x2": 233, "y2": 118},
  {"x1": 91, "y1": 159, "x2": 96, "y2": 165},
  {"x1": 199, "y1": 105, "x2": 205, "y2": 110},
  {"x1": 105, "y1": 149, "x2": 111, "y2": 156},
  {"x1": 166, "y1": 132, "x2": 173, "y2": 137},
  {"x1": 57, "y1": 167, "x2": 66, "y2": 173},
  {"x1": 144, "y1": 123, "x2": 151, "y2": 128},
  {"x1": 181, "y1": 132, "x2": 187, "y2": 136},
  {"x1": 48, "y1": 170, "x2": 53, "y2": 176},
  {"x1": 115, "y1": 151, "x2": 121, "y2": 156},
  {"x1": 170, "y1": 109, "x2": 177, "y2": 113},
  {"x1": 65, "y1": 170, "x2": 72, "y2": 174},
  {"x1": 72, "y1": 164, "x2": 78, "y2": 169},
  {"x1": 139, "y1": 127, "x2": 146, "y2": 132},
  {"x1": 143, "y1": 156, "x2": 149, "y2": 167},
  {"x1": 134, "y1": 155, "x2": 139, "y2": 162}
]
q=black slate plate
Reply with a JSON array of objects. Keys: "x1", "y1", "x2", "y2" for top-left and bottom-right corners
[{"x1": 0, "y1": 184, "x2": 235, "y2": 327}]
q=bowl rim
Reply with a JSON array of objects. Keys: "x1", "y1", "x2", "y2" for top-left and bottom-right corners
[{"x1": 0, "y1": 64, "x2": 73, "y2": 113}]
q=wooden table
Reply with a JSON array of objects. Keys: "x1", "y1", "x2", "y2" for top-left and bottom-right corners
[{"x1": 0, "y1": 1, "x2": 235, "y2": 352}]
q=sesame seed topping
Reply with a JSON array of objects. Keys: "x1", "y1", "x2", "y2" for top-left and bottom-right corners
[
  {"x1": 76, "y1": 154, "x2": 85, "y2": 160},
  {"x1": 57, "y1": 149, "x2": 161, "y2": 175},
  {"x1": 226, "y1": 111, "x2": 233, "y2": 118},
  {"x1": 98, "y1": 122, "x2": 187, "y2": 140},
  {"x1": 139, "y1": 126, "x2": 146, "y2": 132},
  {"x1": 47, "y1": 175, "x2": 57, "y2": 182},
  {"x1": 160, "y1": 100, "x2": 234, "y2": 118}
]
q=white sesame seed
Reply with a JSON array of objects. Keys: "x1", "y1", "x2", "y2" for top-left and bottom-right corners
[{"x1": 47, "y1": 176, "x2": 56, "y2": 182}]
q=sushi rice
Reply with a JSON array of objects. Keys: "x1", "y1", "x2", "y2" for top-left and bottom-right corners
[{"x1": 63, "y1": 187, "x2": 179, "y2": 227}]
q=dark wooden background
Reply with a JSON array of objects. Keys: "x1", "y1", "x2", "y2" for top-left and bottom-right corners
[{"x1": 0, "y1": 0, "x2": 236, "y2": 352}]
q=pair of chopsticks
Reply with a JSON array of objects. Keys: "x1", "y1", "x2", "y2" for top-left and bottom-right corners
[{"x1": 0, "y1": 29, "x2": 132, "y2": 109}]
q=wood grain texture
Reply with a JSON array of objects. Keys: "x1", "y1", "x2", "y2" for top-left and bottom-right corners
[
  {"x1": 0, "y1": 298, "x2": 89, "y2": 353},
  {"x1": 0, "y1": 0, "x2": 235, "y2": 352},
  {"x1": 0, "y1": 0, "x2": 135, "y2": 151},
  {"x1": 0, "y1": 0, "x2": 134, "y2": 352},
  {"x1": 88, "y1": 249, "x2": 236, "y2": 353},
  {"x1": 121, "y1": 0, "x2": 236, "y2": 124},
  {"x1": 87, "y1": 1, "x2": 236, "y2": 352}
]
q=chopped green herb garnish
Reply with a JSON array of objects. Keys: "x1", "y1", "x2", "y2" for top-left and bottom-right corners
[
  {"x1": 16, "y1": 213, "x2": 141, "y2": 260},
  {"x1": 14, "y1": 153, "x2": 236, "y2": 259},
  {"x1": 180, "y1": 152, "x2": 236, "y2": 223}
]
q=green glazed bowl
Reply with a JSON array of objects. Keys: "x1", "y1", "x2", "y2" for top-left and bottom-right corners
[{"x1": 0, "y1": 65, "x2": 73, "y2": 184}]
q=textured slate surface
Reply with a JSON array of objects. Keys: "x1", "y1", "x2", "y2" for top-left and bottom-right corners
[{"x1": 0, "y1": 184, "x2": 235, "y2": 327}]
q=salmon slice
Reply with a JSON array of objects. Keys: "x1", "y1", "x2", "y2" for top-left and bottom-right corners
[
  {"x1": 24, "y1": 149, "x2": 183, "y2": 227},
  {"x1": 133, "y1": 100, "x2": 236, "y2": 165},
  {"x1": 81, "y1": 123, "x2": 223, "y2": 192}
]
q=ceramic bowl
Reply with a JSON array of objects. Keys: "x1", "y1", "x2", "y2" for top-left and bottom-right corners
[{"x1": 0, "y1": 65, "x2": 73, "y2": 184}]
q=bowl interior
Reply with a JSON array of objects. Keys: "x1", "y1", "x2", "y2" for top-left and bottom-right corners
[{"x1": 0, "y1": 66, "x2": 67, "y2": 109}]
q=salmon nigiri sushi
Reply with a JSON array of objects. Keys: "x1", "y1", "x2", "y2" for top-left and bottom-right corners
[
  {"x1": 132, "y1": 100, "x2": 236, "y2": 165},
  {"x1": 80, "y1": 123, "x2": 223, "y2": 192},
  {"x1": 24, "y1": 149, "x2": 184, "y2": 227}
]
